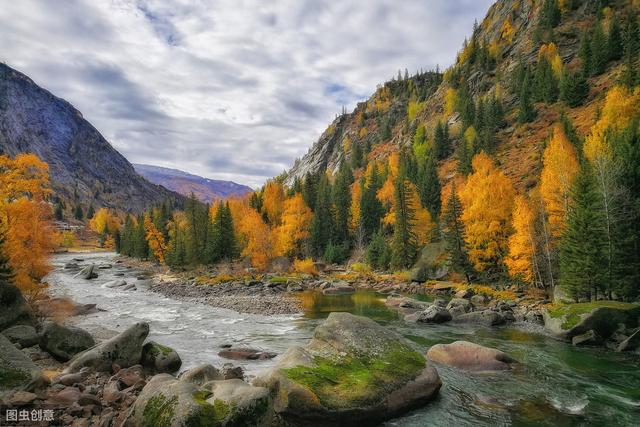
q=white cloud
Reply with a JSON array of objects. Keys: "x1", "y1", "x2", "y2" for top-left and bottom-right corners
[{"x1": 0, "y1": 0, "x2": 493, "y2": 187}]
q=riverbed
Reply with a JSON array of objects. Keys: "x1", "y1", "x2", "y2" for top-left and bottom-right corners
[{"x1": 45, "y1": 252, "x2": 640, "y2": 426}]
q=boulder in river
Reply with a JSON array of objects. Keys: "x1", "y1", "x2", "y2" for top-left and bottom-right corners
[
  {"x1": 543, "y1": 302, "x2": 640, "y2": 342},
  {"x1": 1, "y1": 324, "x2": 39, "y2": 348},
  {"x1": 127, "y1": 373, "x2": 272, "y2": 426},
  {"x1": 65, "y1": 322, "x2": 149, "y2": 373},
  {"x1": 0, "y1": 283, "x2": 35, "y2": 330},
  {"x1": 414, "y1": 305, "x2": 452, "y2": 324},
  {"x1": 571, "y1": 330, "x2": 602, "y2": 347},
  {"x1": 75, "y1": 264, "x2": 98, "y2": 280},
  {"x1": 616, "y1": 328, "x2": 640, "y2": 352},
  {"x1": 178, "y1": 364, "x2": 224, "y2": 385},
  {"x1": 0, "y1": 334, "x2": 47, "y2": 395},
  {"x1": 103, "y1": 280, "x2": 128, "y2": 288},
  {"x1": 426, "y1": 340, "x2": 518, "y2": 372},
  {"x1": 254, "y1": 312, "x2": 441, "y2": 425},
  {"x1": 446, "y1": 298, "x2": 472, "y2": 313},
  {"x1": 39, "y1": 322, "x2": 95, "y2": 361},
  {"x1": 141, "y1": 341, "x2": 182, "y2": 373},
  {"x1": 218, "y1": 348, "x2": 277, "y2": 361},
  {"x1": 322, "y1": 281, "x2": 355, "y2": 295},
  {"x1": 454, "y1": 310, "x2": 506, "y2": 326}
]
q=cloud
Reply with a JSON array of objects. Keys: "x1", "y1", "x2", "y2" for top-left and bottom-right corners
[{"x1": 0, "y1": 0, "x2": 493, "y2": 188}]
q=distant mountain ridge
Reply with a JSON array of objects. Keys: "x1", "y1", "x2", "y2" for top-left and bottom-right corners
[
  {"x1": 0, "y1": 63, "x2": 183, "y2": 213},
  {"x1": 134, "y1": 163, "x2": 253, "y2": 203}
]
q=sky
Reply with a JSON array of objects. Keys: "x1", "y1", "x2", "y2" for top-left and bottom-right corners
[{"x1": 0, "y1": 0, "x2": 494, "y2": 187}]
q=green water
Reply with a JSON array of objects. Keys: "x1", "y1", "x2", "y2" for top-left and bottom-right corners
[{"x1": 295, "y1": 290, "x2": 640, "y2": 426}]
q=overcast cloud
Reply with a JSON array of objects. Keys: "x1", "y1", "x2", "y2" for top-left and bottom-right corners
[{"x1": 0, "y1": 0, "x2": 493, "y2": 187}]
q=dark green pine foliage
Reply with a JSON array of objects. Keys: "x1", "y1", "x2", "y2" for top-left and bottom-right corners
[
  {"x1": 74, "y1": 204, "x2": 83, "y2": 221},
  {"x1": 0, "y1": 230, "x2": 15, "y2": 283},
  {"x1": 366, "y1": 231, "x2": 391, "y2": 270},
  {"x1": 134, "y1": 214, "x2": 149, "y2": 259},
  {"x1": 621, "y1": 14, "x2": 639, "y2": 88},
  {"x1": 390, "y1": 170, "x2": 418, "y2": 269},
  {"x1": 310, "y1": 174, "x2": 334, "y2": 257},
  {"x1": 332, "y1": 162, "x2": 353, "y2": 247},
  {"x1": 301, "y1": 172, "x2": 319, "y2": 211},
  {"x1": 119, "y1": 215, "x2": 135, "y2": 257},
  {"x1": 433, "y1": 120, "x2": 450, "y2": 160},
  {"x1": 86, "y1": 204, "x2": 95, "y2": 220},
  {"x1": 351, "y1": 140, "x2": 363, "y2": 169},
  {"x1": 418, "y1": 156, "x2": 441, "y2": 218},
  {"x1": 457, "y1": 81, "x2": 475, "y2": 129},
  {"x1": 184, "y1": 194, "x2": 208, "y2": 264},
  {"x1": 579, "y1": 31, "x2": 592, "y2": 76},
  {"x1": 534, "y1": 56, "x2": 558, "y2": 103},
  {"x1": 518, "y1": 71, "x2": 536, "y2": 124},
  {"x1": 540, "y1": 0, "x2": 561, "y2": 29},
  {"x1": 560, "y1": 112, "x2": 582, "y2": 150},
  {"x1": 359, "y1": 165, "x2": 385, "y2": 241},
  {"x1": 590, "y1": 19, "x2": 609, "y2": 76},
  {"x1": 457, "y1": 137, "x2": 473, "y2": 175},
  {"x1": 442, "y1": 184, "x2": 473, "y2": 284},
  {"x1": 207, "y1": 202, "x2": 237, "y2": 263},
  {"x1": 559, "y1": 69, "x2": 589, "y2": 107},
  {"x1": 608, "y1": 13, "x2": 623, "y2": 61},
  {"x1": 560, "y1": 165, "x2": 607, "y2": 300},
  {"x1": 54, "y1": 203, "x2": 64, "y2": 221}
]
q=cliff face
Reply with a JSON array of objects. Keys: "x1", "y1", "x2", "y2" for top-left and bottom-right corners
[
  {"x1": 0, "y1": 63, "x2": 182, "y2": 212},
  {"x1": 133, "y1": 164, "x2": 252, "y2": 203},
  {"x1": 285, "y1": 0, "x2": 622, "y2": 192}
]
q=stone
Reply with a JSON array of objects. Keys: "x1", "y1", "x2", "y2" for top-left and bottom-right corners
[
  {"x1": 75, "y1": 264, "x2": 98, "y2": 280},
  {"x1": 65, "y1": 322, "x2": 149, "y2": 373},
  {"x1": 178, "y1": 364, "x2": 223, "y2": 385},
  {"x1": 220, "y1": 364, "x2": 244, "y2": 380},
  {"x1": 0, "y1": 284, "x2": 35, "y2": 330},
  {"x1": 446, "y1": 298, "x2": 472, "y2": 313},
  {"x1": 55, "y1": 372, "x2": 87, "y2": 387},
  {"x1": 39, "y1": 322, "x2": 95, "y2": 362},
  {"x1": 103, "y1": 280, "x2": 128, "y2": 288},
  {"x1": 0, "y1": 334, "x2": 46, "y2": 395},
  {"x1": 121, "y1": 283, "x2": 137, "y2": 291},
  {"x1": 115, "y1": 365, "x2": 145, "y2": 388},
  {"x1": 454, "y1": 310, "x2": 506, "y2": 326},
  {"x1": 218, "y1": 348, "x2": 277, "y2": 360},
  {"x1": 102, "y1": 380, "x2": 122, "y2": 404},
  {"x1": 286, "y1": 282, "x2": 303, "y2": 292},
  {"x1": 410, "y1": 265, "x2": 428, "y2": 283},
  {"x1": 127, "y1": 374, "x2": 272, "y2": 427},
  {"x1": 470, "y1": 294, "x2": 488, "y2": 307},
  {"x1": 254, "y1": 312, "x2": 441, "y2": 425},
  {"x1": 47, "y1": 387, "x2": 81, "y2": 405},
  {"x1": 7, "y1": 391, "x2": 37, "y2": 406},
  {"x1": 78, "y1": 393, "x2": 102, "y2": 406},
  {"x1": 322, "y1": 282, "x2": 355, "y2": 295},
  {"x1": 2, "y1": 325, "x2": 39, "y2": 348},
  {"x1": 427, "y1": 341, "x2": 518, "y2": 371},
  {"x1": 73, "y1": 303, "x2": 99, "y2": 316},
  {"x1": 416, "y1": 305, "x2": 452, "y2": 324},
  {"x1": 64, "y1": 262, "x2": 80, "y2": 269},
  {"x1": 454, "y1": 288, "x2": 475, "y2": 299},
  {"x1": 141, "y1": 341, "x2": 182, "y2": 373},
  {"x1": 572, "y1": 330, "x2": 602, "y2": 347},
  {"x1": 616, "y1": 329, "x2": 640, "y2": 352}
]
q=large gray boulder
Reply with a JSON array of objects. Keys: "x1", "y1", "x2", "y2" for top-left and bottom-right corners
[
  {"x1": 415, "y1": 305, "x2": 452, "y2": 324},
  {"x1": 254, "y1": 312, "x2": 441, "y2": 425},
  {"x1": 39, "y1": 322, "x2": 95, "y2": 361},
  {"x1": 616, "y1": 329, "x2": 640, "y2": 352},
  {"x1": 141, "y1": 341, "x2": 182, "y2": 373},
  {"x1": 427, "y1": 341, "x2": 518, "y2": 371},
  {"x1": 543, "y1": 303, "x2": 640, "y2": 342},
  {"x1": 127, "y1": 374, "x2": 272, "y2": 426},
  {"x1": 65, "y1": 322, "x2": 149, "y2": 373},
  {"x1": 0, "y1": 283, "x2": 34, "y2": 330},
  {"x1": 454, "y1": 310, "x2": 506, "y2": 326},
  {"x1": 75, "y1": 264, "x2": 97, "y2": 280},
  {"x1": 2, "y1": 324, "x2": 39, "y2": 348},
  {"x1": 0, "y1": 334, "x2": 46, "y2": 396}
]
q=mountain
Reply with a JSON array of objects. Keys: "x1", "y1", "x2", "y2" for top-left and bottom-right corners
[
  {"x1": 285, "y1": 0, "x2": 631, "y2": 193},
  {"x1": 0, "y1": 63, "x2": 182, "y2": 213},
  {"x1": 133, "y1": 164, "x2": 253, "y2": 203}
]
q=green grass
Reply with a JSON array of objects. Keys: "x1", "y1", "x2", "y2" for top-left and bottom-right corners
[
  {"x1": 549, "y1": 301, "x2": 639, "y2": 330},
  {"x1": 283, "y1": 345, "x2": 425, "y2": 409}
]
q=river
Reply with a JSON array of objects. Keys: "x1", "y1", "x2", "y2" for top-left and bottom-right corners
[{"x1": 45, "y1": 252, "x2": 640, "y2": 426}]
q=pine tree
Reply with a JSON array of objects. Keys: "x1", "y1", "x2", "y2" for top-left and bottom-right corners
[
  {"x1": 578, "y1": 31, "x2": 592, "y2": 76},
  {"x1": 433, "y1": 120, "x2": 450, "y2": 159},
  {"x1": 214, "y1": 202, "x2": 237, "y2": 261},
  {"x1": 390, "y1": 172, "x2": 418, "y2": 269},
  {"x1": 559, "y1": 69, "x2": 589, "y2": 107},
  {"x1": 621, "y1": 14, "x2": 639, "y2": 87},
  {"x1": 74, "y1": 204, "x2": 83, "y2": 221},
  {"x1": 540, "y1": 0, "x2": 561, "y2": 29},
  {"x1": 134, "y1": 214, "x2": 149, "y2": 259},
  {"x1": 87, "y1": 204, "x2": 95, "y2": 220},
  {"x1": 560, "y1": 165, "x2": 607, "y2": 300},
  {"x1": 0, "y1": 230, "x2": 15, "y2": 283},
  {"x1": 534, "y1": 56, "x2": 558, "y2": 103},
  {"x1": 590, "y1": 19, "x2": 609, "y2": 75},
  {"x1": 332, "y1": 162, "x2": 353, "y2": 247},
  {"x1": 518, "y1": 71, "x2": 536, "y2": 123},
  {"x1": 442, "y1": 184, "x2": 473, "y2": 283},
  {"x1": 310, "y1": 174, "x2": 334, "y2": 257},
  {"x1": 54, "y1": 203, "x2": 64, "y2": 221},
  {"x1": 418, "y1": 156, "x2": 441, "y2": 218},
  {"x1": 351, "y1": 140, "x2": 363, "y2": 169},
  {"x1": 366, "y1": 231, "x2": 391, "y2": 270},
  {"x1": 360, "y1": 164, "x2": 385, "y2": 241},
  {"x1": 608, "y1": 14, "x2": 623, "y2": 61}
]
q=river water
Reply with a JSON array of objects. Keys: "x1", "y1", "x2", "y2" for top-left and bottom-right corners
[{"x1": 46, "y1": 252, "x2": 640, "y2": 426}]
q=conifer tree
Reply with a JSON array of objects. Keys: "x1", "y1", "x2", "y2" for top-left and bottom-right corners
[
  {"x1": 390, "y1": 172, "x2": 418, "y2": 269},
  {"x1": 134, "y1": 214, "x2": 149, "y2": 259},
  {"x1": 518, "y1": 72, "x2": 536, "y2": 123},
  {"x1": 540, "y1": 0, "x2": 561, "y2": 29},
  {"x1": 621, "y1": 14, "x2": 639, "y2": 87},
  {"x1": 560, "y1": 165, "x2": 606, "y2": 300},
  {"x1": 442, "y1": 184, "x2": 472, "y2": 283},
  {"x1": 608, "y1": 14, "x2": 623, "y2": 61},
  {"x1": 74, "y1": 204, "x2": 83, "y2": 221},
  {"x1": 210, "y1": 202, "x2": 237, "y2": 261},
  {"x1": 418, "y1": 156, "x2": 441, "y2": 218},
  {"x1": 366, "y1": 231, "x2": 391, "y2": 270},
  {"x1": 433, "y1": 120, "x2": 450, "y2": 160},
  {"x1": 310, "y1": 174, "x2": 334, "y2": 257},
  {"x1": 332, "y1": 162, "x2": 353, "y2": 247},
  {"x1": 0, "y1": 230, "x2": 15, "y2": 283},
  {"x1": 87, "y1": 204, "x2": 95, "y2": 220},
  {"x1": 54, "y1": 203, "x2": 64, "y2": 221},
  {"x1": 534, "y1": 56, "x2": 558, "y2": 103},
  {"x1": 351, "y1": 140, "x2": 363, "y2": 169},
  {"x1": 360, "y1": 164, "x2": 385, "y2": 241},
  {"x1": 590, "y1": 20, "x2": 609, "y2": 75},
  {"x1": 579, "y1": 31, "x2": 592, "y2": 76},
  {"x1": 560, "y1": 69, "x2": 589, "y2": 107}
]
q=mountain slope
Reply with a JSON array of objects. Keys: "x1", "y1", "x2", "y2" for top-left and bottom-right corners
[
  {"x1": 285, "y1": 0, "x2": 631, "y2": 193},
  {"x1": 134, "y1": 164, "x2": 252, "y2": 203},
  {"x1": 0, "y1": 63, "x2": 182, "y2": 213}
]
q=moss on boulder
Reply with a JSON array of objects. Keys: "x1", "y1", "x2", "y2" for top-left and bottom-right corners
[{"x1": 254, "y1": 312, "x2": 441, "y2": 425}]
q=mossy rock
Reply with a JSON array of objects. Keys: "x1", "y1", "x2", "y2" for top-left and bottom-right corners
[
  {"x1": 544, "y1": 301, "x2": 640, "y2": 341},
  {"x1": 254, "y1": 312, "x2": 441, "y2": 425},
  {"x1": 0, "y1": 283, "x2": 35, "y2": 330},
  {"x1": 0, "y1": 334, "x2": 45, "y2": 396},
  {"x1": 142, "y1": 341, "x2": 182, "y2": 373},
  {"x1": 129, "y1": 374, "x2": 272, "y2": 427}
]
